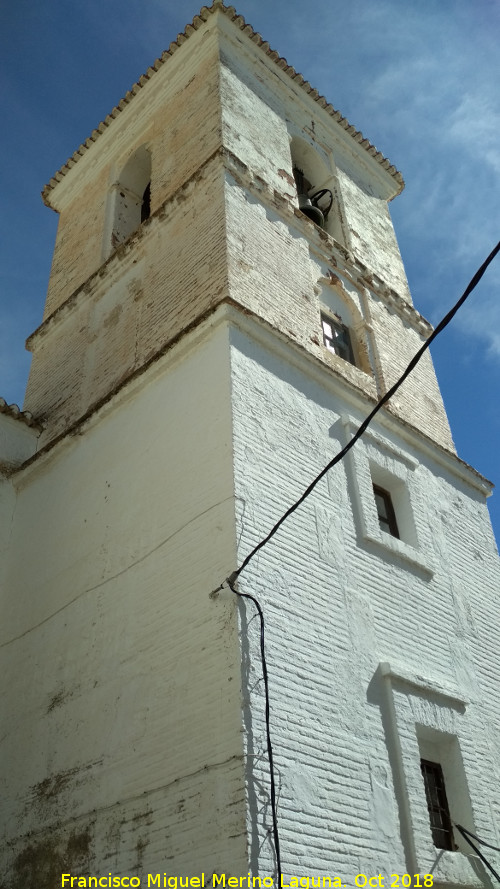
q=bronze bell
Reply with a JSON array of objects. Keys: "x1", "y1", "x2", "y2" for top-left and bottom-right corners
[
  {"x1": 293, "y1": 168, "x2": 333, "y2": 229},
  {"x1": 298, "y1": 193, "x2": 325, "y2": 227},
  {"x1": 310, "y1": 188, "x2": 334, "y2": 224}
]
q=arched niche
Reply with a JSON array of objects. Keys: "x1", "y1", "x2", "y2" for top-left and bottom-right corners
[
  {"x1": 290, "y1": 136, "x2": 345, "y2": 245},
  {"x1": 318, "y1": 277, "x2": 371, "y2": 374},
  {"x1": 106, "y1": 145, "x2": 152, "y2": 254}
]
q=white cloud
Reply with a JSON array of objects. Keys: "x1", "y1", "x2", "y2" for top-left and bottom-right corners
[{"x1": 448, "y1": 93, "x2": 500, "y2": 174}]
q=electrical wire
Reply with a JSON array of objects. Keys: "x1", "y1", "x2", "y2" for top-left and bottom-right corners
[
  {"x1": 454, "y1": 823, "x2": 500, "y2": 883},
  {"x1": 455, "y1": 824, "x2": 500, "y2": 853},
  {"x1": 229, "y1": 239, "x2": 500, "y2": 584},
  {"x1": 227, "y1": 576, "x2": 282, "y2": 883}
]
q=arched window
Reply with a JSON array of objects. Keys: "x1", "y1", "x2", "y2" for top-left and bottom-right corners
[
  {"x1": 108, "y1": 145, "x2": 152, "y2": 252},
  {"x1": 318, "y1": 278, "x2": 371, "y2": 374}
]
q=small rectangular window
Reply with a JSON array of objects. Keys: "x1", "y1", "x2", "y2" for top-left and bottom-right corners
[
  {"x1": 420, "y1": 759, "x2": 455, "y2": 851},
  {"x1": 321, "y1": 313, "x2": 355, "y2": 365},
  {"x1": 373, "y1": 484, "x2": 399, "y2": 538}
]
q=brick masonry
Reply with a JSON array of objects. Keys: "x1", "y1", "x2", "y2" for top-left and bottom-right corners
[{"x1": 24, "y1": 8, "x2": 453, "y2": 455}]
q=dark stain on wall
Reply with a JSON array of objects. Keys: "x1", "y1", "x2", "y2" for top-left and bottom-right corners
[
  {"x1": 5, "y1": 827, "x2": 93, "y2": 889},
  {"x1": 32, "y1": 768, "x2": 79, "y2": 803}
]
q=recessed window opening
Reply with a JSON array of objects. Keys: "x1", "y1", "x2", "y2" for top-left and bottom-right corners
[
  {"x1": 417, "y1": 726, "x2": 476, "y2": 856},
  {"x1": 321, "y1": 312, "x2": 355, "y2": 365},
  {"x1": 420, "y1": 759, "x2": 455, "y2": 851},
  {"x1": 373, "y1": 484, "x2": 399, "y2": 538},
  {"x1": 369, "y1": 462, "x2": 418, "y2": 547}
]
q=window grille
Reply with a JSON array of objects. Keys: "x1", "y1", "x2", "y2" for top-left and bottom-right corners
[
  {"x1": 321, "y1": 313, "x2": 355, "y2": 365},
  {"x1": 420, "y1": 759, "x2": 455, "y2": 851}
]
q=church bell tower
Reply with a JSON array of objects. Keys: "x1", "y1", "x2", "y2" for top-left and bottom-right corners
[{"x1": 1, "y1": 3, "x2": 499, "y2": 886}]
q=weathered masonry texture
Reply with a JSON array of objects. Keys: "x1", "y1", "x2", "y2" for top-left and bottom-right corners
[{"x1": 1, "y1": 2, "x2": 499, "y2": 886}]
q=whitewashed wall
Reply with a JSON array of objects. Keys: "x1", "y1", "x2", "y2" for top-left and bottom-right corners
[
  {"x1": 1, "y1": 323, "x2": 247, "y2": 883},
  {"x1": 0, "y1": 413, "x2": 38, "y2": 470},
  {"x1": 228, "y1": 320, "x2": 500, "y2": 880}
]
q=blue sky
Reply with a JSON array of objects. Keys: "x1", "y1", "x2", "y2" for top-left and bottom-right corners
[{"x1": 1, "y1": 0, "x2": 499, "y2": 542}]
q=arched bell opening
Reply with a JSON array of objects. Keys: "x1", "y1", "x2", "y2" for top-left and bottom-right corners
[
  {"x1": 106, "y1": 145, "x2": 152, "y2": 254},
  {"x1": 290, "y1": 137, "x2": 345, "y2": 244}
]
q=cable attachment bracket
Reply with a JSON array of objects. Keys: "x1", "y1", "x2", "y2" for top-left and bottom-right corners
[
  {"x1": 226, "y1": 570, "x2": 239, "y2": 588},
  {"x1": 209, "y1": 570, "x2": 240, "y2": 599}
]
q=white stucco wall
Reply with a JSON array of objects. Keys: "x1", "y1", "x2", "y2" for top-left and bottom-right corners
[
  {"x1": 228, "y1": 319, "x2": 500, "y2": 880},
  {"x1": 0, "y1": 412, "x2": 39, "y2": 470},
  {"x1": 4, "y1": 306, "x2": 498, "y2": 884},
  {"x1": 1, "y1": 323, "x2": 248, "y2": 883}
]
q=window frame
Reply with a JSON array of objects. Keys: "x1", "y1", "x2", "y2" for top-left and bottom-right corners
[
  {"x1": 420, "y1": 759, "x2": 455, "y2": 851},
  {"x1": 340, "y1": 416, "x2": 434, "y2": 575},
  {"x1": 373, "y1": 484, "x2": 400, "y2": 538},
  {"x1": 379, "y1": 663, "x2": 482, "y2": 886},
  {"x1": 321, "y1": 312, "x2": 356, "y2": 366},
  {"x1": 104, "y1": 146, "x2": 152, "y2": 258}
]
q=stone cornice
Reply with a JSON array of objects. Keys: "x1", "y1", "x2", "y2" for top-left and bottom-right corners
[
  {"x1": 18, "y1": 303, "x2": 493, "y2": 499},
  {"x1": 30, "y1": 145, "x2": 427, "y2": 354}
]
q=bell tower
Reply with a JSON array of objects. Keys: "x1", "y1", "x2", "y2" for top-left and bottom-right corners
[{"x1": 2, "y1": 2, "x2": 499, "y2": 886}]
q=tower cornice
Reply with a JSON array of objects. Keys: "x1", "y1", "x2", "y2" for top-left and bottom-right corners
[
  {"x1": 28, "y1": 146, "x2": 427, "y2": 355},
  {"x1": 16, "y1": 302, "x2": 494, "y2": 500}
]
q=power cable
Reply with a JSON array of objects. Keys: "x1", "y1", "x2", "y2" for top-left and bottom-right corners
[
  {"x1": 455, "y1": 823, "x2": 500, "y2": 883},
  {"x1": 228, "y1": 239, "x2": 500, "y2": 584},
  {"x1": 227, "y1": 577, "x2": 282, "y2": 883},
  {"x1": 454, "y1": 825, "x2": 500, "y2": 853}
]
